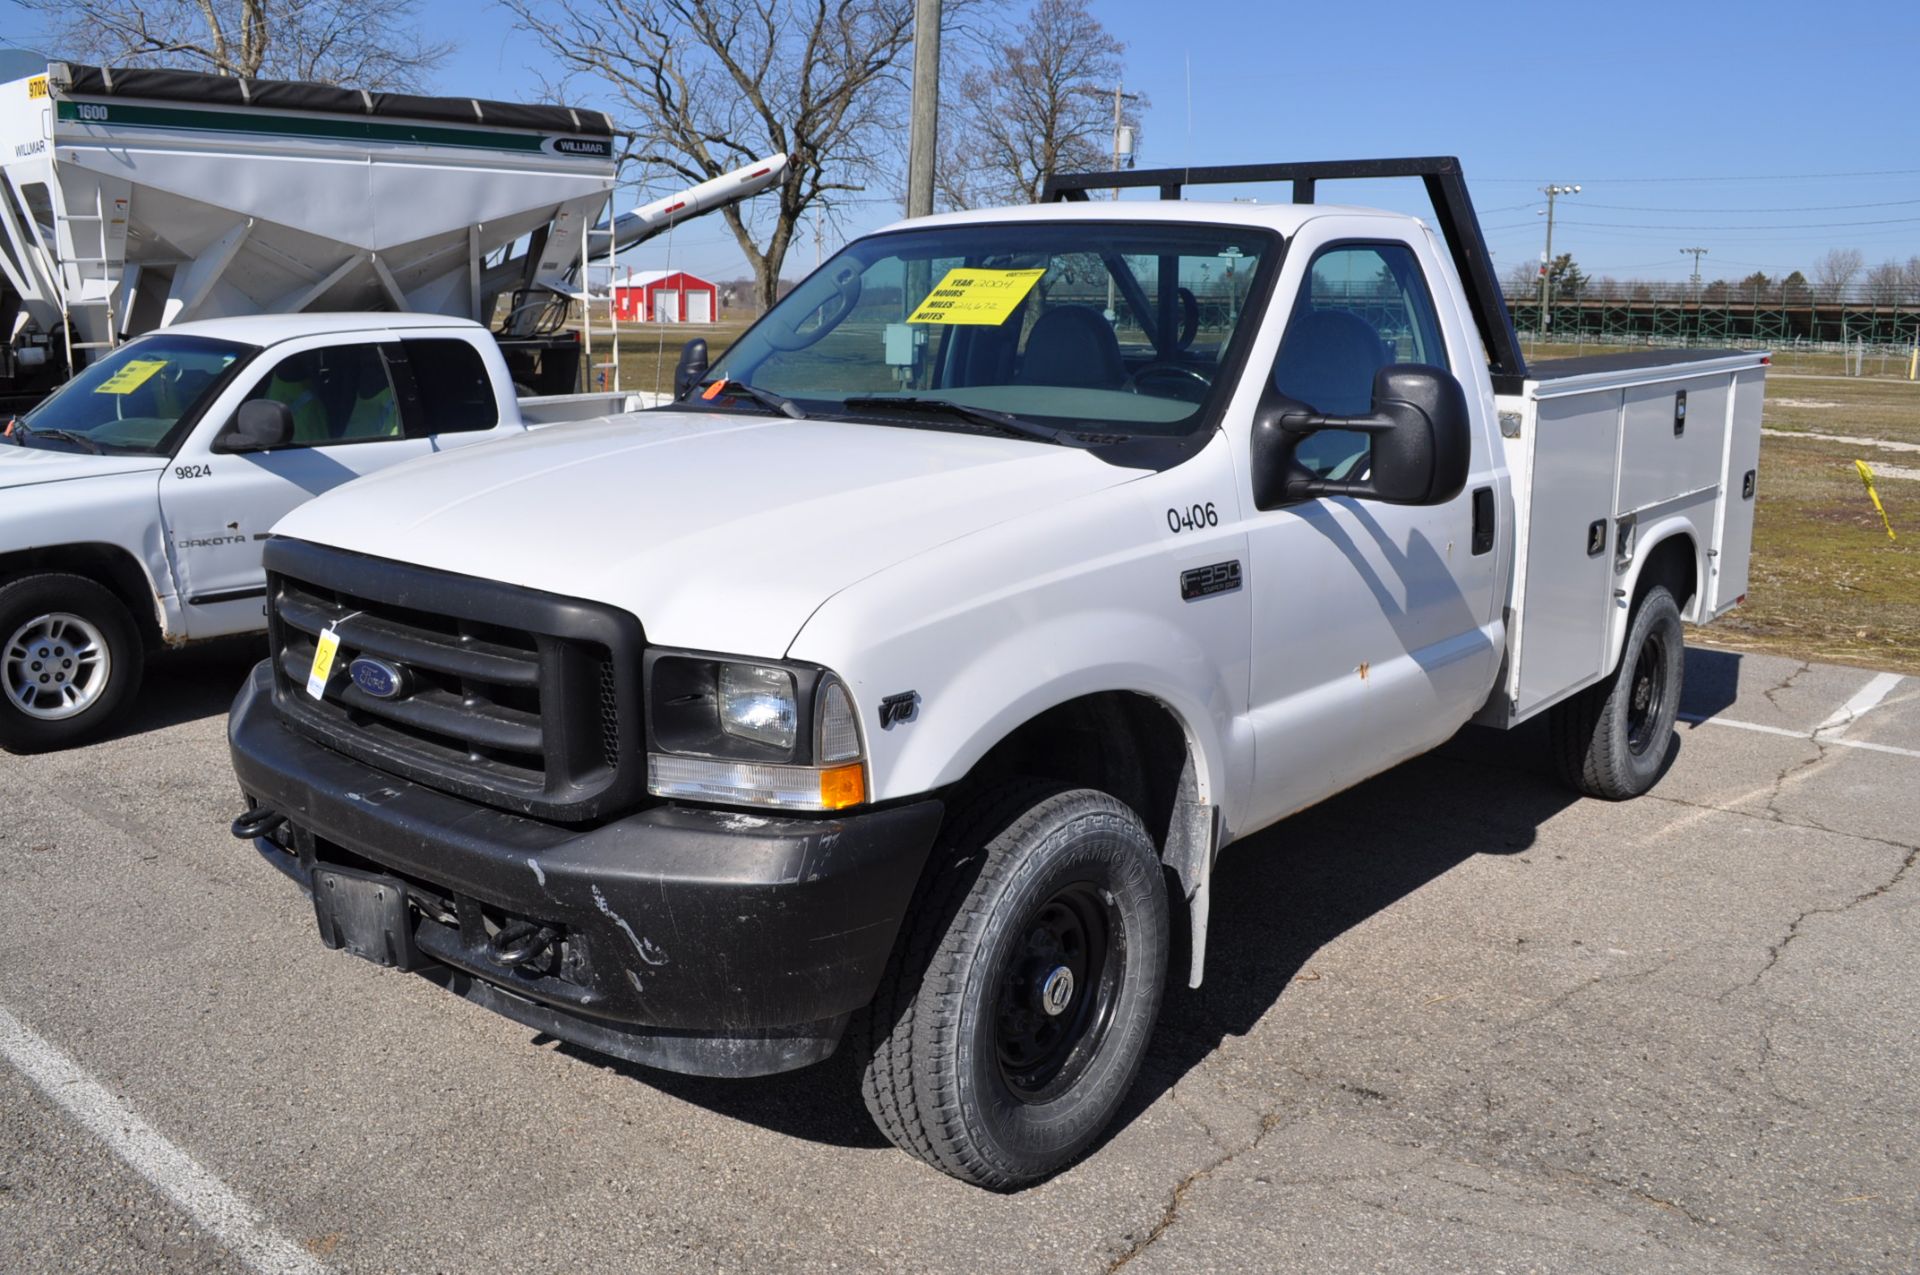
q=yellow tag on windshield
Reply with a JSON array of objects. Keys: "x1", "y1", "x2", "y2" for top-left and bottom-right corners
[
  {"x1": 906, "y1": 268, "x2": 1047, "y2": 326},
  {"x1": 93, "y1": 359, "x2": 168, "y2": 395}
]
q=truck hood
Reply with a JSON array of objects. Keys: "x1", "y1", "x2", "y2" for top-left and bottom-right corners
[
  {"x1": 273, "y1": 410, "x2": 1146, "y2": 654},
  {"x1": 0, "y1": 445, "x2": 166, "y2": 491}
]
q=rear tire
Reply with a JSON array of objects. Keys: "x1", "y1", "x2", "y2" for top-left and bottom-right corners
[
  {"x1": 1550, "y1": 585, "x2": 1684, "y2": 799},
  {"x1": 856, "y1": 783, "x2": 1169, "y2": 1190},
  {"x1": 0, "y1": 573, "x2": 145, "y2": 754}
]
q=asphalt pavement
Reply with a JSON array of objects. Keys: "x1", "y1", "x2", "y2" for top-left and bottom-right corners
[{"x1": 1, "y1": 639, "x2": 1915, "y2": 1273}]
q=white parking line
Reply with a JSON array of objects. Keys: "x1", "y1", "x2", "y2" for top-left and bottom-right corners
[
  {"x1": 0, "y1": 1006, "x2": 326, "y2": 1275},
  {"x1": 1814, "y1": 672, "x2": 1905, "y2": 737},
  {"x1": 1679, "y1": 712, "x2": 1920, "y2": 759}
]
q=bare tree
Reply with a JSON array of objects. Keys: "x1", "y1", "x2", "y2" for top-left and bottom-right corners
[
  {"x1": 507, "y1": 0, "x2": 949, "y2": 308},
  {"x1": 1502, "y1": 259, "x2": 1540, "y2": 298},
  {"x1": 1863, "y1": 259, "x2": 1906, "y2": 305},
  {"x1": 934, "y1": 0, "x2": 1139, "y2": 210},
  {"x1": 16, "y1": 0, "x2": 451, "y2": 88},
  {"x1": 1812, "y1": 247, "x2": 1864, "y2": 301},
  {"x1": 1902, "y1": 255, "x2": 1920, "y2": 299}
]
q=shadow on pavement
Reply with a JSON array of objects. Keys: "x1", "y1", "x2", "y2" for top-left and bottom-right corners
[{"x1": 112, "y1": 636, "x2": 266, "y2": 739}]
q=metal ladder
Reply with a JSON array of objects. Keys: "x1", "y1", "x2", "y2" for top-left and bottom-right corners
[
  {"x1": 578, "y1": 214, "x2": 621, "y2": 393},
  {"x1": 52, "y1": 184, "x2": 121, "y2": 372}
]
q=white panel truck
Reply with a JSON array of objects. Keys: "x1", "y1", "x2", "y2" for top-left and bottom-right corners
[
  {"x1": 0, "y1": 314, "x2": 662, "y2": 752},
  {"x1": 227, "y1": 159, "x2": 1766, "y2": 1187}
]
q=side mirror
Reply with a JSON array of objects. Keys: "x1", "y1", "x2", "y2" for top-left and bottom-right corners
[
  {"x1": 1250, "y1": 364, "x2": 1471, "y2": 509},
  {"x1": 220, "y1": 400, "x2": 296, "y2": 453},
  {"x1": 673, "y1": 338, "x2": 710, "y2": 401}
]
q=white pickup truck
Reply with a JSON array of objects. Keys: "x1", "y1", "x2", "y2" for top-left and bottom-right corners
[
  {"x1": 0, "y1": 313, "x2": 645, "y2": 751},
  {"x1": 226, "y1": 159, "x2": 1765, "y2": 1189}
]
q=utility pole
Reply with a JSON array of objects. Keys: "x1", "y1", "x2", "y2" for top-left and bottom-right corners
[
  {"x1": 1680, "y1": 246, "x2": 1709, "y2": 299},
  {"x1": 1090, "y1": 83, "x2": 1140, "y2": 318},
  {"x1": 1537, "y1": 183, "x2": 1580, "y2": 344},
  {"x1": 905, "y1": 0, "x2": 942, "y2": 219}
]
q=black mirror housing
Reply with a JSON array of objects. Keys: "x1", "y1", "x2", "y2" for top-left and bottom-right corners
[
  {"x1": 1251, "y1": 364, "x2": 1471, "y2": 509},
  {"x1": 220, "y1": 399, "x2": 296, "y2": 453},
  {"x1": 673, "y1": 338, "x2": 710, "y2": 401}
]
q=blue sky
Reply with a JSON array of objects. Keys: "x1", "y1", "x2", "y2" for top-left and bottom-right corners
[{"x1": 14, "y1": 0, "x2": 1920, "y2": 284}]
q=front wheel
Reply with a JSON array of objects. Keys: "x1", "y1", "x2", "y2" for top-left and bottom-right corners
[
  {"x1": 0, "y1": 573, "x2": 145, "y2": 754},
  {"x1": 857, "y1": 784, "x2": 1169, "y2": 1189},
  {"x1": 1549, "y1": 584, "x2": 1684, "y2": 799}
]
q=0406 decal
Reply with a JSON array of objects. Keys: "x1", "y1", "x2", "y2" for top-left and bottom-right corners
[{"x1": 1166, "y1": 502, "x2": 1218, "y2": 534}]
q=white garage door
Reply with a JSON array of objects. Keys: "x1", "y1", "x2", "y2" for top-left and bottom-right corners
[
  {"x1": 654, "y1": 289, "x2": 680, "y2": 322},
  {"x1": 687, "y1": 291, "x2": 713, "y2": 324}
]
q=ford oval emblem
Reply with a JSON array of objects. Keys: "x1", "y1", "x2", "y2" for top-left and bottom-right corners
[{"x1": 348, "y1": 657, "x2": 408, "y2": 700}]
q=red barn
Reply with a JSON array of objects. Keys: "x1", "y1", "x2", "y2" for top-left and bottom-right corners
[{"x1": 612, "y1": 269, "x2": 719, "y2": 323}]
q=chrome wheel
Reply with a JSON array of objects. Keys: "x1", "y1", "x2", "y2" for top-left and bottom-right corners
[{"x1": 4, "y1": 612, "x2": 112, "y2": 721}]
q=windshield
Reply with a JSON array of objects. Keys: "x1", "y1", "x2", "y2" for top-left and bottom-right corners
[
  {"x1": 706, "y1": 221, "x2": 1278, "y2": 438},
  {"x1": 11, "y1": 334, "x2": 254, "y2": 456}
]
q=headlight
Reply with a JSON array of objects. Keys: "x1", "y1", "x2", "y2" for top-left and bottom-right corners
[{"x1": 646, "y1": 653, "x2": 866, "y2": 811}]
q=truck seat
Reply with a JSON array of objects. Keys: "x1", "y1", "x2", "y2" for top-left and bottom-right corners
[{"x1": 1015, "y1": 306, "x2": 1125, "y2": 389}]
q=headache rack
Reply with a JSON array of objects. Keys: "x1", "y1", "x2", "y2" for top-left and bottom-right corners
[{"x1": 1041, "y1": 157, "x2": 1529, "y2": 391}]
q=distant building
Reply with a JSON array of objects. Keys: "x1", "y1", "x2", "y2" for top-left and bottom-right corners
[{"x1": 611, "y1": 269, "x2": 719, "y2": 324}]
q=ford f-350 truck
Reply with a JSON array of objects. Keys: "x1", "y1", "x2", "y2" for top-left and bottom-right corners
[
  {"x1": 227, "y1": 159, "x2": 1766, "y2": 1188},
  {"x1": 0, "y1": 313, "x2": 648, "y2": 751}
]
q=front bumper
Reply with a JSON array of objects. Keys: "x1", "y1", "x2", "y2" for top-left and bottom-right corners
[{"x1": 228, "y1": 662, "x2": 943, "y2": 1077}]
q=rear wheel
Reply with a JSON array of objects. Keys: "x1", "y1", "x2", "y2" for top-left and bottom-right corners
[
  {"x1": 856, "y1": 783, "x2": 1169, "y2": 1189},
  {"x1": 1550, "y1": 584, "x2": 1684, "y2": 799},
  {"x1": 0, "y1": 573, "x2": 145, "y2": 753}
]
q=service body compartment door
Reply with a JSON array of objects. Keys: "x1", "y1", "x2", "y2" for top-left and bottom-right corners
[
  {"x1": 1708, "y1": 367, "x2": 1765, "y2": 614},
  {"x1": 1515, "y1": 389, "x2": 1622, "y2": 716},
  {"x1": 1619, "y1": 375, "x2": 1728, "y2": 512}
]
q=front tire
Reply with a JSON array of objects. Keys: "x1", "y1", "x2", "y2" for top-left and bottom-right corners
[
  {"x1": 857, "y1": 783, "x2": 1169, "y2": 1190},
  {"x1": 0, "y1": 573, "x2": 145, "y2": 753},
  {"x1": 1550, "y1": 584, "x2": 1684, "y2": 799}
]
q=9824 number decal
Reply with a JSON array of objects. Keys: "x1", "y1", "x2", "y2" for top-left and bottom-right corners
[
  {"x1": 173, "y1": 464, "x2": 213, "y2": 480},
  {"x1": 1166, "y1": 502, "x2": 1218, "y2": 534}
]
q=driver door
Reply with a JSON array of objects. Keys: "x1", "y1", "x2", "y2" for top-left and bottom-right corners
[
  {"x1": 1238, "y1": 231, "x2": 1500, "y2": 828},
  {"x1": 160, "y1": 336, "x2": 433, "y2": 638}
]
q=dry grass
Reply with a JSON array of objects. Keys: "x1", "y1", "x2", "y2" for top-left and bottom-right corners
[{"x1": 1705, "y1": 376, "x2": 1920, "y2": 673}]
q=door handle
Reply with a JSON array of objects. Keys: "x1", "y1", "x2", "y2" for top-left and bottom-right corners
[{"x1": 1471, "y1": 486, "x2": 1494, "y2": 555}]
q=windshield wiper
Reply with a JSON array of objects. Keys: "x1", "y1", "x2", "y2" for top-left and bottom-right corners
[
  {"x1": 692, "y1": 379, "x2": 807, "y2": 419},
  {"x1": 838, "y1": 396, "x2": 1084, "y2": 446},
  {"x1": 10, "y1": 423, "x2": 103, "y2": 454}
]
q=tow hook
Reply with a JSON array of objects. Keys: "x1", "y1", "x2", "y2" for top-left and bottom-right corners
[
  {"x1": 491, "y1": 920, "x2": 559, "y2": 968},
  {"x1": 231, "y1": 805, "x2": 287, "y2": 840}
]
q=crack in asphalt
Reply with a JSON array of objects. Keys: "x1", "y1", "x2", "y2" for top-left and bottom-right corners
[
  {"x1": 1762, "y1": 660, "x2": 1813, "y2": 712},
  {"x1": 1105, "y1": 1111, "x2": 1289, "y2": 1272},
  {"x1": 1741, "y1": 841, "x2": 1919, "y2": 993}
]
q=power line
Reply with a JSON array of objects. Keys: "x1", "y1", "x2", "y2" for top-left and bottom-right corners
[
  {"x1": 1577, "y1": 196, "x2": 1920, "y2": 213},
  {"x1": 1477, "y1": 166, "x2": 1920, "y2": 184},
  {"x1": 1557, "y1": 214, "x2": 1920, "y2": 230}
]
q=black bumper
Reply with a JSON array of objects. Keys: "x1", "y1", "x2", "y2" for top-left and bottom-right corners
[{"x1": 228, "y1": 663, "x2": 943, "y2": 1077}]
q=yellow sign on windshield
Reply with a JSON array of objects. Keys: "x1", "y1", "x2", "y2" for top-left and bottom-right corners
[
  {"x1": 906, "y1": 268, "x2": 1047, "y2": 326},
  {"x1": 93, "y1": 359, "x2": 168, "y2": 396}
]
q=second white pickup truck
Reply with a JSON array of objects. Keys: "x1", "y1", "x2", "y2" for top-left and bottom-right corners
[
  {"x1": 227, "y1": 158, "x2": 1766, "y2": 1188},
  {"x1": 0, "y1": 313, "x2": 644, "y2": 751}
]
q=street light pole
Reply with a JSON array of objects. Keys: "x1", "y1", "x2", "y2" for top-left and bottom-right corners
[{"x1": 1538, "y1": 182, "x2": 1580, "y2": 344}]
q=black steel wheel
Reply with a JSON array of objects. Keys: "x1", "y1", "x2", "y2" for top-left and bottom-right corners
[
  {"x1": 1550, "y1": 584, "x2": 1685, "y2": 799},
  {"x1": 856, "y1": 783, "x2": 1169, "y2": 1190}
]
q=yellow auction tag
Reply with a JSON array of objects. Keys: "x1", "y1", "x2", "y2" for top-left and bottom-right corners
[
  {"x1": 28, "y1": 76, "x2": 48, "y2": 100},
  {"x1": 93, "y1": 359, "x2": 168, "y2": 395},
  {"x1": 906, "y1": 268, "x2": 1047, "y2": 326},
  {"x1": 306, "y1": 626, "x2": 342, "y2": 699}
]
